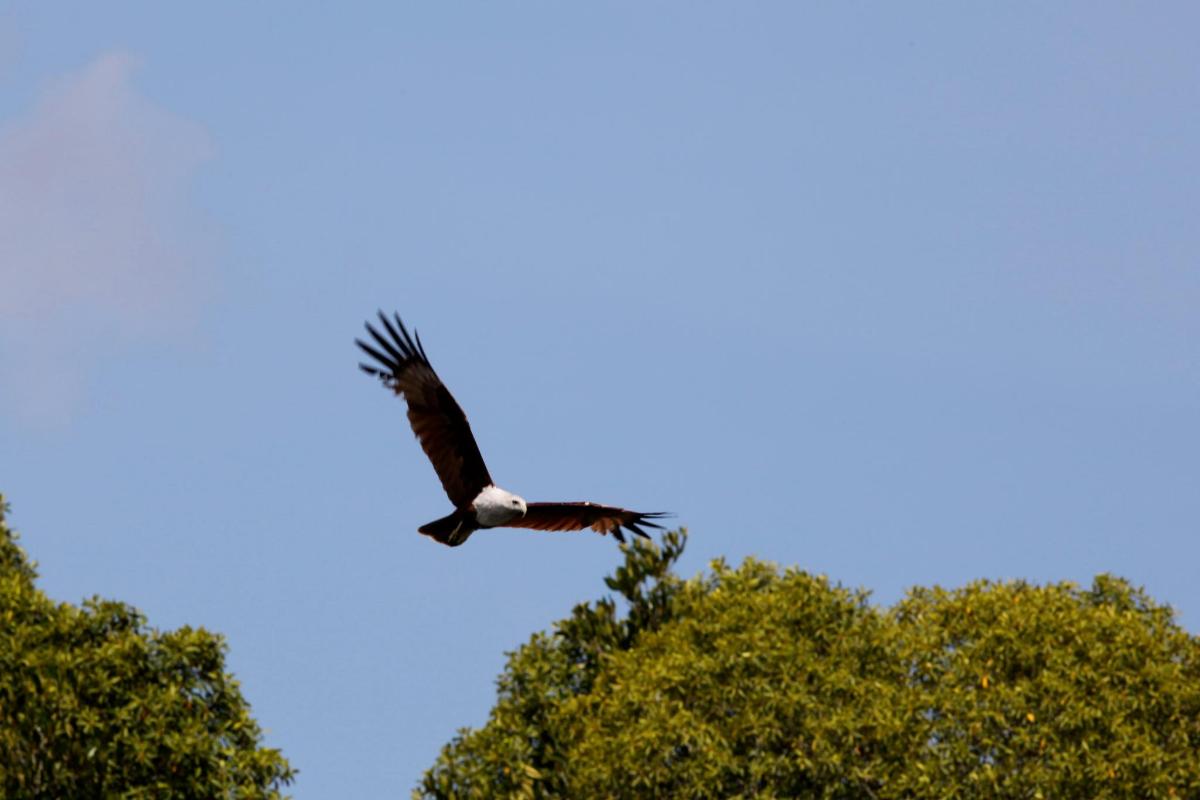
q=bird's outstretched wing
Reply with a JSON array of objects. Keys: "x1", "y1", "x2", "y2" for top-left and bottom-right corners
[
  {"x1": 356, "y1": 311, "x2": 492, "y2": 509},
  {"x1": 507, "y1": 502, "x2": 670, "y2": 543}
]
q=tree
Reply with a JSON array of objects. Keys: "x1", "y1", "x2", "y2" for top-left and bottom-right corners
[
  {"x1": 418, "y1": 530, "x2": 1200, "y2": 799},
  {"x1": 0, "y1": 495, "x2": 295, "y2": 798}
]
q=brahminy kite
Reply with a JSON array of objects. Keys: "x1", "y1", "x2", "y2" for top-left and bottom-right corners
[{"x1": 356, "y1": 311, "x2": 668, "y2": 547}]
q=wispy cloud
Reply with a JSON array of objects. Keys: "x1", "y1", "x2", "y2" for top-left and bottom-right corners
[{"x1": 0, "y1": 51, "x2": 213, "y2": 426}]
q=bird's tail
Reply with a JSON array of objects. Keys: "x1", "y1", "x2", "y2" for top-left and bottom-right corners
[{"x1": 418, "y1": 511, "x2": 475, "y2": 547}]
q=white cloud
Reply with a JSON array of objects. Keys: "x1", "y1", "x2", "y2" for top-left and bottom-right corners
[{"x1": 0, "y1": 51, "x2": 213, "y2": 426}]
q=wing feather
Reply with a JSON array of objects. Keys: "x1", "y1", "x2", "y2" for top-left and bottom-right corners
[
  {"x1": 356, "y1": 311, "x2": 492, "y2": 509},
  {"x1": 507, "y1": 502, "x2": 670, "y2": 543}
]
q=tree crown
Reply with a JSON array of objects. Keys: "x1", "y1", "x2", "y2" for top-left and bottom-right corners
[
  {"x1": 419, "y1": 530, "x2": 1200, "y2": 799},
  {"x1": 0, "y1": 495, "x2": 295, "y2": 798}
]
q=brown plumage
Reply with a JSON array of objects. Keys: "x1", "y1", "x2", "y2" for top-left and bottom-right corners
[
  {"x1": 511, "y1": 502, "x2": 670, "y2": 544},
  {"x1": 356, "y1": 312, "x2": 491, "y2": 509},
  {"x1": 356, "y1": 311, "x2": 669, "y2": 547}
]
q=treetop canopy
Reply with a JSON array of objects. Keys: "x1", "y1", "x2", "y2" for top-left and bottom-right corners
[
  {"x1": 419, "y1": 529, "x2": 1200, "y2": 799},
  {"x1": 0, "y1": 494, "x2": 295, "y2": 799}
]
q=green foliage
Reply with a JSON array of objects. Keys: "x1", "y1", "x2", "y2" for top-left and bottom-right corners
[
  {"x1": 418, "y1": 530, "x2": 1200, "y2": 799},
  {"x1": 0, "y1": 495, "x2": 295, "y2": 798}
]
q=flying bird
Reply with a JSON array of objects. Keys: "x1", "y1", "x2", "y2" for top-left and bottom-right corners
[{"x1": 356, "y1": 311, "x2": 669, "y2": 547}]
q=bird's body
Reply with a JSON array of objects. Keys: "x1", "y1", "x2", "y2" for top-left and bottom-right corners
[{"x1": 356, "y1": 311, "x2": 667, "y2": 547}]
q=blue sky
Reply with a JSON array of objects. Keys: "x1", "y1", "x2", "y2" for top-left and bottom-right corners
[{"x1": 1, "y1": 4, "x2": 1197, "y2": 796}]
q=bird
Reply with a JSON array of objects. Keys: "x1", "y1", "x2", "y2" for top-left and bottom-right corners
[{"x1": 356, "y1": 311, "x2": 670, "y2": 547}]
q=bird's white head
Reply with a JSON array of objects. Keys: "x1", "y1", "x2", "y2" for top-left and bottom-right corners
[
  {"x1": 510, "y1": 494, "x2": 528, "y2": 517},
  {"x1": 473, "y1": 485, "x2": 527, "y2": 527}
]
